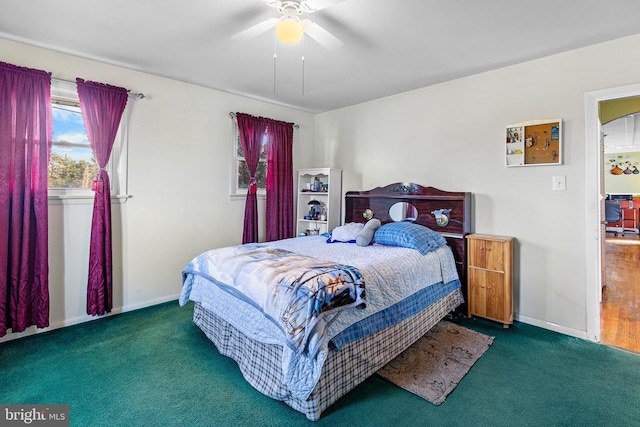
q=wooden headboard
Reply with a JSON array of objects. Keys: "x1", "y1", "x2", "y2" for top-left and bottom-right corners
[{"x1": 345, "y1": 182, "x2": 472, "y2": 302}]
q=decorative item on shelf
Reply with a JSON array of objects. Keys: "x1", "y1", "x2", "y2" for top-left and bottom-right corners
[
  {"x1": 312, "y1": 176, "x2": 321, "y2": 192},
  {"x1": 306, "y1": 199, "x2": 324, "y2": 235},
  {"x1": 363, "y1": 209, "x2": 374, "y2": 220},
  {"x1": 305, "y1": 200, "x2": 323, "y2": 236},
  {"x1": 318, "y1": 205, "x2": 327, "y2": 221},
  {"x1": 307, "y1": 199, "x2": 322, "y2": 219},
  {"x1": 431, "y1": 209, "x2": 451, "y2": 227}
]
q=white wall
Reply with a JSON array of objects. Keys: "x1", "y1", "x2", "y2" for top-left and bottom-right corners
[
  {"x1": 315, "y1": 34, "x2": 640, "y2": 338},
  {"x1": 5, "y1": 32, "x2": 640, "y2": 342},
  {"x1": 0, "y1": 39, "x2": 316, "y2": 342}
]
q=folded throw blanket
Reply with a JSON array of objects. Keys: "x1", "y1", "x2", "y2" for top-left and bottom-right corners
[{"x1": 181, "y1": 244, "x2": 366, "y2": 356}]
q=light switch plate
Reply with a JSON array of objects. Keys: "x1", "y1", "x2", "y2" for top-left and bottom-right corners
[{"x1": 552, "y1": 175, "x2": 566, "y2": 191}]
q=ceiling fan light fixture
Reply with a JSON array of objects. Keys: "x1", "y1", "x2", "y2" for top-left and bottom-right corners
[{"x1": 275, "y1": 17, "x2": 304, "y2": 45}]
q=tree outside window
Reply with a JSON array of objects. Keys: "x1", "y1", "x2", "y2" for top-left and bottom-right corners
[
  {"x1": 235, "y1": 129, "x2": 268, "y2": 192},
  {"x1": 49, "y1": 101, "x2": 98, "y2": 190}
]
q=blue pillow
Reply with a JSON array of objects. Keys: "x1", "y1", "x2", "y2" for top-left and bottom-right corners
[{"x1": 373, "y1": 222, "x2": 446, "y2": 254}]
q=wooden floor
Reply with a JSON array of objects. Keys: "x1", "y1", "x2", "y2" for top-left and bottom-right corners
[{"x1": 602, "y1": 234, "x2": 640, "y2": 353}]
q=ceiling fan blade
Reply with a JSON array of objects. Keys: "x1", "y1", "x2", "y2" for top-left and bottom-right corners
[
  {"x1": 303, "y1": 0, "x2": 346, "y2": 13},
  {"x1": 231, "y1": 17, "x2": 278, "y2": 41},
  {"x1": 302, "y1": 20, "x2": 343, "y2": 50},
  {"x1": 263, "y1": 0, "x2": 281, "y2": 8}
]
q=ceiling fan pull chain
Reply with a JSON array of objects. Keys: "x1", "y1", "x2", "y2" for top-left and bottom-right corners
[
  {"x1": 301, "y1": 36, "x2": 305, "y2": 96},
  {"x1": 273, "y1": 34, "x2": 278, "y2": 94},
  {"x1": 273, "y1": 52, "x2": 278, "y2": 94}
]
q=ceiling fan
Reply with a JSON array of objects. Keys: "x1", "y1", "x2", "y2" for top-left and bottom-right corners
[{"x1": 232, "y1": 0, "x2": 345, "y2": 51}]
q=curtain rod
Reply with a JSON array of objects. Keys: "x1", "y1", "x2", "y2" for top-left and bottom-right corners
[
  {"x1": 52, "y1": 77, "x2": 145, "y2": 99},
  {"x1": 229, "y1": 112, "x2": 299, "y2": 129}
]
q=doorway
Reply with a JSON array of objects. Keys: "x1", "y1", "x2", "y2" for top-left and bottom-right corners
[
  {"x1": 601, "y1": 233, "x2": 640, "y2": 352},
  {"x1": 585, "y1": 83, "x2": 640, "y2": 349}
]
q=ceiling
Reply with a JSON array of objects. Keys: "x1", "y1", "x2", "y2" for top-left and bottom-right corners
[
  {"x1": 2, "y1": 0, "x2": 640, "y2": 114},
  {"x1": 604, "y1": 114, "x2": 640, "y2": 153}
]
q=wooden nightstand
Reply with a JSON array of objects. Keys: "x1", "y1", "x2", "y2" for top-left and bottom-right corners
[{"x1": 466, "y1": 234, "x2": 514, "y2": 328}]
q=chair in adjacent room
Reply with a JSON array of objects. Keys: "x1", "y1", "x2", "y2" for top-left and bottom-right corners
[{"x1": 605, "y1": 200, "x2": 622, "y2": 236}]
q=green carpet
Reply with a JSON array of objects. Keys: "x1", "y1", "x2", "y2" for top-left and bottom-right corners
[{"x1": 1, "y1": 301, "x2": 639, "y2": 426}]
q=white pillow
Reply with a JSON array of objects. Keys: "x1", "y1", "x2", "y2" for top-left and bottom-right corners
[{"x1": 327, "y1": 222, "x2": 365, "y2": 243}]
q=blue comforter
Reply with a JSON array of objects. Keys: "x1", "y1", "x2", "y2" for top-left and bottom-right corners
[{"x1": 181, "y1": 244, "x2": 365, "y2": 355}]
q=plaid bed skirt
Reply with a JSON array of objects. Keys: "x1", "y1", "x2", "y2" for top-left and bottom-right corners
[{"x1": 193, "y1": 288, "x2": 464, "y2": 421}]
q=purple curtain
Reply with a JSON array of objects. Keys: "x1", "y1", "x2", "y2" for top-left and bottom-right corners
[
  {"x1": 0, "y1": 62, "x2": 52, "y2": 337},
  {"x1": 76, "y1": 78, "x2": 128, "y2": 316},
  {"x1": 266, "y1": 120, "x2": 294, "y2": 241},
  {"x1": 236, "y1": 113, "x2": 268, "y2": 244},
  {"x1": 406, "y1": 203, "x2": 418, "y2": 219}
]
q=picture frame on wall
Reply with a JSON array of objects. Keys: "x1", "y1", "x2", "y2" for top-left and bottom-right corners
[{"x1": 506, "y1": 119, "x2": 563, "y2": 166}]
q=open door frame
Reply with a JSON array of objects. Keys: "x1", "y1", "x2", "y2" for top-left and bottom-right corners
[{"x1": 585, "y1": 83, "x2": 640, "y2": 342}]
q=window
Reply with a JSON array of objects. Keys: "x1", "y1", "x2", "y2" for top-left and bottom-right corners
[
  {"x1": 50, "y1": 100, "x2": 97, "y2": 192},
  {"x1": 49, "y1": 79, "x2": 129, "y2": 200},
  {"x1": 232, "y1": 123, "x2": 268, "y2": 196}
]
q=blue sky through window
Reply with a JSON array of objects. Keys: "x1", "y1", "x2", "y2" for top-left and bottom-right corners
[{"x1": 52, "y1": 103, "x2": 93, "y2": 162}]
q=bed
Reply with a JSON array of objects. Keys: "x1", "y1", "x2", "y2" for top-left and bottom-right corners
[{"x1": 180, "y1": 183, "x2": 471, "y2": 420}]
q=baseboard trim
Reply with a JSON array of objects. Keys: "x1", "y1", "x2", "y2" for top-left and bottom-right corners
[
  {"x1": 0, "y1": 294, "x2": 181, "y2": 343},
  {"x1": 515, "y1": 313, "x2": 590, "y2": 340},
  {"x1": 2, "y1": 299, "x2": 593, "y2": 344}
]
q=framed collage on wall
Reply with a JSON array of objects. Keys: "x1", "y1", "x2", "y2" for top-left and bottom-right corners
[{"x1": 506, "y1": 119, "x2": 562, "y2": 166}]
